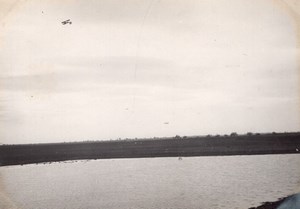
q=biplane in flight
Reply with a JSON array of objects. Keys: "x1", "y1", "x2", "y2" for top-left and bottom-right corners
[{"x1": 62, "y1": 19, "x2": 72, "y2": 25}]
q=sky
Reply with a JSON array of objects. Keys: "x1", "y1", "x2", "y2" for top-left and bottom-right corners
[{"x1": 0, "y1": 0, "x2": 299, "y2": 144}]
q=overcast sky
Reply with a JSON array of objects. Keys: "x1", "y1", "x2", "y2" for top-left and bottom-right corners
[{"x1": 0, "y1": 0, "x2": 299, "y2": 144}]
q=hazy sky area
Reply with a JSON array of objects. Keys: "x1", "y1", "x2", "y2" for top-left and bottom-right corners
[{"x1": 0, "y1": 0, "x2": 299, "y2": 144}]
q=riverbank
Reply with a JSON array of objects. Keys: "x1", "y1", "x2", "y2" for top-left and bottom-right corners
[
  {"x1": 1, "y1": 132, "x2": 300, "y2": 166},
  {"x1": 250, "y1": 193, "x2": 300, "y2": 209},
  {"x1": 249, "y1": 197, "x2": 286, "y2": 209}
]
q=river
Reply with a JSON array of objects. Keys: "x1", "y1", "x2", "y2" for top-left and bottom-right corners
[{"x1": 0, "y1": 154, "x2": 299, "y2": 209}]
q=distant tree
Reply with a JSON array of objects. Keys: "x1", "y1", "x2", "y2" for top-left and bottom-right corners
[
  {"x1": 230, "y1": 132, "x2": 238, "y2": 137},
  {"x1": 247, "y1": 132, "x2": 253, "y2": 136}
]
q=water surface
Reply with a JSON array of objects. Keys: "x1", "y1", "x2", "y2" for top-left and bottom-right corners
[{"x1": 0, "y1": 154, "x2": 299, "y2": 209}]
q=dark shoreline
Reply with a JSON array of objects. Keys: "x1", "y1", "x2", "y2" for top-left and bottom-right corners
[
  {"x1": 249, "y1": 197, "x2": 288, "y2": 209},
  {"x1": 1, "y1": 132, "x2": 300, "y2": 166},
  {"x1": 249, "y1": 193, "x2": 300, "y2": 209},
  {"x1": 249, "y1": 197, "x2": 287, "y2": 209}
]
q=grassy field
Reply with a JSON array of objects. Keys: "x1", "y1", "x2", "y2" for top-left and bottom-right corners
[{"x1": 0, "y1": 132, "x2": 300, "y2": 166}]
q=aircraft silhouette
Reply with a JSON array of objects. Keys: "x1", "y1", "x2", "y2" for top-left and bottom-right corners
[{"x1": 62, "y1": 19, "x2": 72, "y2": 25}]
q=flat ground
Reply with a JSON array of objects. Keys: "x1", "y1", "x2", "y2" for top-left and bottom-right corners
[{"x1": 1, "y1": 132, "x2": 300, "y2": 166}]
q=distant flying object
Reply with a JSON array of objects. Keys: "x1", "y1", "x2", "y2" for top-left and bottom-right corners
[
  {"x1": 62, "y1": 19, "x2": 72, "y2": 25},
  {"x1": 164, "y1": 122, "x2": 169, "y2": 125}
]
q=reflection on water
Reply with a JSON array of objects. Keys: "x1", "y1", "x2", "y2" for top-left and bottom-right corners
[{"x1": 0, "y1": 154, "x2": 299, "y2": 209}]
